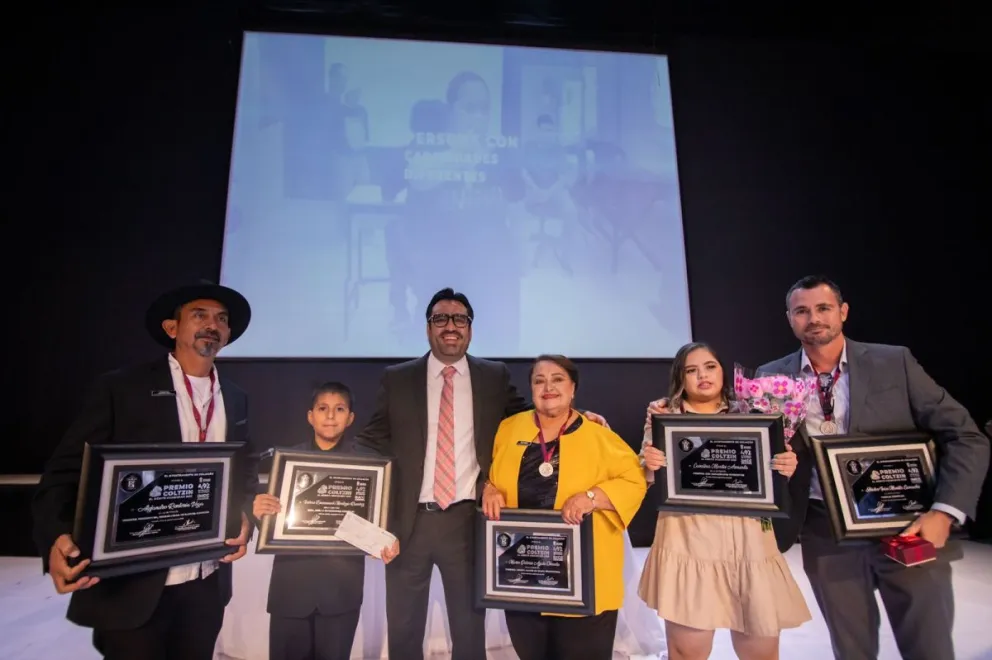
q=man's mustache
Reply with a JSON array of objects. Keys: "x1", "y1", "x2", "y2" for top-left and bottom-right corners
[{"x1": 196, "y1": 331, "x2": 221, "y2": 342}]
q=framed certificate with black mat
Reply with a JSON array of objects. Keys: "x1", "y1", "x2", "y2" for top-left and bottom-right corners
[{"x1": 72, "y1": 442, "x2": 246, "y2": 579}]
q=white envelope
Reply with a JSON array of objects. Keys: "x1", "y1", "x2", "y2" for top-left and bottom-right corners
[{"x1": 335, "y1": 511, "x2": 397, "y2": 557}]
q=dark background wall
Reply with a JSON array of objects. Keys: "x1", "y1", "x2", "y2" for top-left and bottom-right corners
[{"x1": 4, "y1": 4, "x2": 990, "y2": 556}]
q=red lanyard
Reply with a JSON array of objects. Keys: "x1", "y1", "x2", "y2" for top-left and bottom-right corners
[
  {"x1": 814, "y1": 367, "x2": 842, "y2": 421},
  {"x1": 182, "y1": 370, "x2": 216, "y2": 442},
  {"x1": 534, "y1": 410, "x2": 570, "y2": 465}
]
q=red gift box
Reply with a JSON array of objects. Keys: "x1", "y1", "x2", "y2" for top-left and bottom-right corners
[{"x1": 880, "y1": 534, "x2": 937, "y2": 566}]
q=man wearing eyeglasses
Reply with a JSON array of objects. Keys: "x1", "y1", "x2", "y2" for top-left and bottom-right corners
[{"x1": 356, "y1": 287, "x2": 606, "y2": 660}]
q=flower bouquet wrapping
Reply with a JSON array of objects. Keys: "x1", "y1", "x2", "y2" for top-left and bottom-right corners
[
  {"x1": 731, "y1": 365, "x2": 816, "y2": 445},
  {"x1": 731, "y1": 365, "x2": 816, "y2": 530}
]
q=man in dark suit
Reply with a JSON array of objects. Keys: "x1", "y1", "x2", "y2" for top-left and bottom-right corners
[
  {"x1": 32, "y1": 281, "x2": 259, "y2": 660},
  {"x1": 355, "y1": 287, "x2": 606, "y2": 660},
  {"x1": 758, "y1": 275, "x2": 989, "y2": 660}
]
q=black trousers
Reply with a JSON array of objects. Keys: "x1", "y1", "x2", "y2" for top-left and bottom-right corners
[
  {"x1": 385, "y1": 500, "x2": 485, "y2": 660},
  {"x1": 92, "y1": 572, "x2": 224, "y2": 660},
  {"x1": 504, "y1": 609, "x2": 618, "y2": 660},
  {"x1": 269, "y1": 609, "x2": 361, "y2": 660},
  {"x1": 802, "y1": 501, "x2": 955, "y2": 660}
]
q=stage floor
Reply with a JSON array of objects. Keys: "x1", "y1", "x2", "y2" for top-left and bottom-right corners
[{"x1": 2, "y1": 543, "x2": 991, "y2": 660}]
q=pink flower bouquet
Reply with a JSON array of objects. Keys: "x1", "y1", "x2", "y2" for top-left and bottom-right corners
[{"x1": 731, "y1": 364, "x2": 816, "y2": 444}]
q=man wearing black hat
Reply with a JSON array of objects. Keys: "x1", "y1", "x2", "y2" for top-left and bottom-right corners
[{"x1": 32, "y1": 281, "x2": 258, "y2": 660}]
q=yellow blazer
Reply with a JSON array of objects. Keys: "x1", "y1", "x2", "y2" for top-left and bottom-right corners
[{"x1": 489, "y1": 410, "x2": 647, "y2": 616}]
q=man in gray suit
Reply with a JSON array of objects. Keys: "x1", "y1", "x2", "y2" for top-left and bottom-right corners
[
  {"x1": 356, "y1": 287, "x2": 605, "y2": 660},
  {"x1": 759, "y1": 275, "x2": 989, "y2": 660}
]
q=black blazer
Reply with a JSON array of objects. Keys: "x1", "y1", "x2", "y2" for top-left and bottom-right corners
[
  {"x1": 31, "y1": 356, "x2": 258, "y2": 631},
  {"x1": 354, "y1": 353, "x2": 528, "y2": 544},
  {"x1": 266, "y1": 439, "x2": 366, "y2": 618},
  {"x1": 770, "y1": 426, "x2": 815, "y2": 554}
]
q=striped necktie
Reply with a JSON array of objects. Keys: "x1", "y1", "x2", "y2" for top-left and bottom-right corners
[{"x1": 433, "y1": 366, "x2": 457, "y2": 508}]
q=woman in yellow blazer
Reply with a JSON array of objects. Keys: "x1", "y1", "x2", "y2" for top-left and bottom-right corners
[{"x1": 482, "y1": 354, "x2": 647, "y2": 660}]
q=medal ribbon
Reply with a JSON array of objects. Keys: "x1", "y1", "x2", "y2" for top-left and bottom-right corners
[
  {"x1": 182, "y1": 370, "x2": 216, "y2": 442},
  {"x1": 814, "y1": 367, "x2": 842, "y2": 421},
  {"x1": 534, "y1": 410, "x2": 571, "y2": 469}
]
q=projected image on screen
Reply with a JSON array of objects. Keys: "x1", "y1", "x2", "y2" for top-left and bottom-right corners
[{"x1": 220, "y1": 32, "x2": 692, "y2": 358}]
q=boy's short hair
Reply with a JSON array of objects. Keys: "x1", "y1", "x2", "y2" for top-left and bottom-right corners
[{"x1": 310, "y1": 382, "x2": 354, "y2": 411}]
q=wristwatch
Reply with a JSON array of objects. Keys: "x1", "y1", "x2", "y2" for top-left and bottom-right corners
[{"x1": 585, "y1": 490, "x2": 596, "y2": 508}]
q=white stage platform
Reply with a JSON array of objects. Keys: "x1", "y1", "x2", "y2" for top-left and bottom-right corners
[{"x1": 2, "y1": 541, "x2": 991, "y2": 660}]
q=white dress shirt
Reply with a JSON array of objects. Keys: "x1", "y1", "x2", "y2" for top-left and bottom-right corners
[
  {"x1": 800, "y1": 342, "x2": 965, "y2": 524},
  {"x1": 420, "y1": 353, "x2": 479, "y2": 503},
  {"x1": 800, "y1": 343, "x2": 850, "y2": 502},
  {"x1": 164, "y1": 353, "x2": 227, "y2": 585}
]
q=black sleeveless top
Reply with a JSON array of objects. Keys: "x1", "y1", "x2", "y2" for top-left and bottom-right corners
[{"x1": 516, "y1": 416, "x2": 584, "y2": 509}]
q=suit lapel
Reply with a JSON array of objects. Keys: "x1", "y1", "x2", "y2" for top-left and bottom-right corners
[
  {"x1": 149, "y1": 357, "x2": 183, "y2": 443},
  {"x1": 467, "y1": 356, "x2": 485, "y2": 460},
  {"x1": 413, "y1": 355, "x2": 429, "y2": 450},
  {"x1": 219, "y1": 375, "x2": 241, "y2": 442},
  {"x1": 845, "y1": 340, "x2": 871, "y2": 433},
  {"x1": 786, "y1": 349, "x2": 803, "y2": 377}
]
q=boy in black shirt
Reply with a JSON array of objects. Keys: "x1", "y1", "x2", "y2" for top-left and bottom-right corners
[{"x1": 253, "y1": 382, "x2": 398, "y2": 660}]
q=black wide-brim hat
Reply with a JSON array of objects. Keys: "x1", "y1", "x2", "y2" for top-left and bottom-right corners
[{"x1": 145, "y1": 280, "x2": 252, "y2": 349}]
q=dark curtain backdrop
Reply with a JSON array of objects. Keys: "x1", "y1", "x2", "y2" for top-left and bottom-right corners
[{"x1": 4, "y1": 7, "x2": 990, "y2": 555}]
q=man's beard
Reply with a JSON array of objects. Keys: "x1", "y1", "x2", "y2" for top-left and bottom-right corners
[
  {"x1": 194, "y1": 333, "x2": 221, "y2": 357},
  {"x1": 804, "y1": 326, "x2": 839, "y2": 345},
  {"x1": 195, "y1": 342, "x2": 219, "y2": 357}
]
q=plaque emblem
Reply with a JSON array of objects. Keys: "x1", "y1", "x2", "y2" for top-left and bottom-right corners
[{"x1": 119, "y1": 473, "x2": 142, "y2": 493}]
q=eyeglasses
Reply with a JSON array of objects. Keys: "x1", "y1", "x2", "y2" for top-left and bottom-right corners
[{"x1": 429, "y1": 313, "x2": 472, "y2": 328}]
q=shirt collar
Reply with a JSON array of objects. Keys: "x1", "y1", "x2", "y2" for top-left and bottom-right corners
[
  {"x1": 680, "y1": 399, "x2": 729, "y2": 414},
  {"x1": 800, "y1": 340, "x2": 849, "y2": 374},
  {"x1": 427, "y1": 352, "x2": 468, "y2": 378},
  {"x1": 168, "y1": 353, "x2": 218, "y2": 381},
  {"x1": 312, "y1": 436, "x2": 349, "y2": 452}
]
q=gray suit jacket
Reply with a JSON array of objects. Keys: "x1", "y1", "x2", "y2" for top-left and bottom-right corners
[
  {"x1": 759, "y1": 339, "x2": 989, "y2": 550},
  {"x1": 354, "y1": 353, "x2": 529, "y2": 544}
]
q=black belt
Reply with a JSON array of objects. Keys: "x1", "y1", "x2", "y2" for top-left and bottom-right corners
[{"x1": 417, "y1": 499, "x2": 473, "y2": 512}]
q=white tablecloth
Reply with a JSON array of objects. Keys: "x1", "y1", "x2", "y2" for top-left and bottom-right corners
[{"x1": 216, "y1": 533, "x2": 665, "y2": 659}]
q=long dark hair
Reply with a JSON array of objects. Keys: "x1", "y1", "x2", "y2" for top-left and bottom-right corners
[{"x1": 667, "y1": 341, "x2": 733, "y2": 410}]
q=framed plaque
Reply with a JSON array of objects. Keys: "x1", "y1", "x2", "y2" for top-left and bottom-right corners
[
  {"x1": 256, "y1": 449, "x2": 392, "y2": 554},
  {"x1": 650, "y1": 414, "x2": 790, "y2": 518},
  {"x1": 809, "y1": 432, "x2": 937, "y2": 542},
  {"x1": 72, "y1": 442, "x2": 247, "y2": 579},
  {"x1": 475, "y1": 508, "x2": 595, "y2": 616}
]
